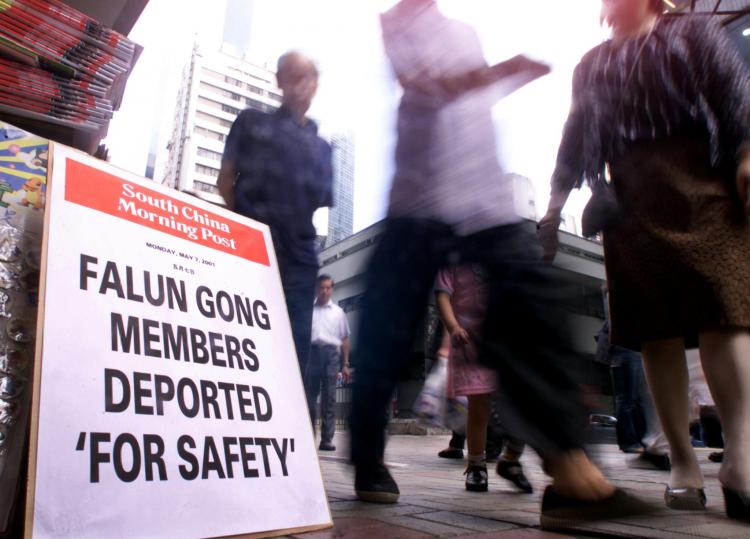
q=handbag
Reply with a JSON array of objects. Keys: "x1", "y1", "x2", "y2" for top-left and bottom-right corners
[
  {"x1": 413, "y1": 355, "x2": 467, "y2": 434},
  {"x1": 580, "y1": 22, "x2": 657, "y2": 238},
  {"x1": 582, "y1": 175, "x2": 619, "y2": 238}
]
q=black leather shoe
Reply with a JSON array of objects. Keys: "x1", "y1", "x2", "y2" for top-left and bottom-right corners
[
  {"x1": 355, "y1": 464, "x2": 400, "y2": 504},
  {"x1": 318, "y1": 442, "x2": 336, "y2": 451},
  {"x1": 664, "y1": 486, "x2": 707, "y2": 510},
  {"x1": 629, "y1": 451, "x2": 671, "y2": 471},
  {"x1": 540, "y1": 487, "x2": 655, "y2": 531},
  {"x1": 723, "y1": 487, "x2": 750, "y2": 522},
  {"x1": 464, "y1": 464, "x2": 488, "y2": 492},
  {"x1": 438, "y1": 447, "x2": 464, "y2": 459},
  {"x1": 497, "y1": 459, "x2": 533, "y2": 493},
  {"x1": 709, "y1": 451, "x2": 724, "y2": 463}
]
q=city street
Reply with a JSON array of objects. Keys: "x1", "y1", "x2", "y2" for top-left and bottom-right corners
[{"x1": 293, "y1": 433, "x2": 750, "y2": 539}]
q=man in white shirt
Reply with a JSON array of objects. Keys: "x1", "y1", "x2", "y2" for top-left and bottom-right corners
[{"x1": 305, "y1": 274, "x2": 351, "y2": 451}]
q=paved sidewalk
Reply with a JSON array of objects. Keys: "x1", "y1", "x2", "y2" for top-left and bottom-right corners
[{"x1": 293, "y1": 433, "x2": 750, "y2": 539}]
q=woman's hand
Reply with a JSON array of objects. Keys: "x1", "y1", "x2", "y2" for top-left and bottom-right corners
[
  {"x1": 737, "y1": 153, "x2": 750, "y2": 215},
  {"x1": 538, "y1": 210, "x2": 563, "y2": 262},
  {"x1": 449, "y1": 325, "x2": 470, "y2": 346}
]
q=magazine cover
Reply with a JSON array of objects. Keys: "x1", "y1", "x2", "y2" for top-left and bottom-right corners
[{"x1": 0, "y1": 120, "x2": 47, "y2": 534}]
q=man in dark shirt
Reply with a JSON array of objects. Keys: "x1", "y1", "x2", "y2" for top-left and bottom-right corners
[{"x1": 218, "y1": 51, "x2": 333, "y2": 377}]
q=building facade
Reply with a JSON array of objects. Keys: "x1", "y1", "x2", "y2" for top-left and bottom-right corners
[
  {"x1": 159, "y1": 46, "x2": 282, "y2": 205},
  {"x1": 327, "y1": 133, "x2": 355, "y2": 246},
  {"x1": 320, "y1": 219, "x2": 610, "y2": 417}
]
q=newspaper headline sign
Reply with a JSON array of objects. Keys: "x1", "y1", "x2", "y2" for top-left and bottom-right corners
[{"x1": 26, "y1": 145, "x2": 330, "y2": 538}]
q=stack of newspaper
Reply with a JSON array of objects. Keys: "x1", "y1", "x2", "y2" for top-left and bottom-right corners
[{"x1": 0, "y1": 0, "x2": 140, "y2": 131}]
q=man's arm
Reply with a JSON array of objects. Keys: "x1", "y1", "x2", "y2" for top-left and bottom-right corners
[
  {"x1": 435, "y1": 55, "x2": 550, "y2": 100},
  {"x1": 340, "y1": 336, "x2": 350, "y2": 369},
  {"x1": 219, "y1": 110, "x2": 248, "y2": 211},
  {"x1": 340, "y1": 336, "x2": 351, "y2": 383},
  {"x1": 217, "y1": 160, "x2": 236, "y2": 210}
]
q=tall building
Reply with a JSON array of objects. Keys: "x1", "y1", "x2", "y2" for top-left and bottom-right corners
[
  {"x1": 159, "y1": 45, "x2": 282, "y2": 204},
  {"x1": 222, "y1": 0, "x2": 255, "y2": 58},
  {"x1": 327, "y1": 133, "x2": 355, "y2": 246}
]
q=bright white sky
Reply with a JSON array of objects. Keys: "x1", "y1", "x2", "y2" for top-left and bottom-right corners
[{"x1": 105, "y1": 0, "x2": 607, "y2": 232}]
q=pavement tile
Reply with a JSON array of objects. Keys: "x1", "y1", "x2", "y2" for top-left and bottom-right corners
[
  {"x1": 461, "y1": 510, "x2": 540, "y2": 527},
  {"x1": 328, "y1": 500, "x2": 382, "y2": 512},
  {"x1": 568, "y1": 520, "x2": 701, "y2": 538},
  {"x1": 331, "y1": 505, "x2": 432, "y2": 519},
  {"x1": 666, "y1": 522, "x2": 750, "y2": 538},
  {"x1": 315, "y1": 433, "x2": 749, "y2": 538},
  {"x1": 410, "y1": 511, "x2": 518, "y2": 532},
  {"x1": 383, "y1": 515, "x2": 477, "y2": 537},
  {"x1": 291, "y1": 517, "x2": 430, "y2": 539},
  {"x1": 620, "y1": 511, "x2": 723, "y2": 528},
  {"x1": 457, "y1": 531, "x2": 576, "y2": 539}
]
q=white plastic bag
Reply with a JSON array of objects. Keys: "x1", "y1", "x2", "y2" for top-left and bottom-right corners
[{"x1": 414, "y1": 355, "x2": 467, "y2": 433}]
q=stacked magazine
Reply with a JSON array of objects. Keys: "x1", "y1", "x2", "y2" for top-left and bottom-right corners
[{"x1": 0, "y1": 0, "x2": 140, "y2": 131}]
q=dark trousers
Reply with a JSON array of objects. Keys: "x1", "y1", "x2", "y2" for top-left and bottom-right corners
[
  {"x1": 611, "y1": 350, "x2": 650, "y2": 450},
  {"x1": 699, "y1": 405, "x2": 724, "y2": 448},
  {"x1": 305, "y1": 344, "x2": 340, "y2": 444},
  {"x1": 278, "y1": 258, "x2": 318, "y2": 376},
  {"x1": 350, "y1": 219, "x2": 586, "y2": 471}
]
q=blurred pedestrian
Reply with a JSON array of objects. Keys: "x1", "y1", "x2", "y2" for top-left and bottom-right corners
[
  {"x1": 436, "y1": 264, "x2": 532, "y2": 493},
  {"x1": 218, "y1": 51, "x2": 333, "y2": 377},
  {"x1": 540, "y1": 0, "x2": 750, "y2": 520},
  {"x1": 685, "y1": 349, "x2": 724, "y2": 455},
  {"x1": 350, "y1": 0, "x2": 651, "y2": 531},
  {"x1": 305, "y1": 275, "x2": 351, "y2": 452},
  {"x1": 595, "y1": 287, "x2": 670, "y2": 471}
]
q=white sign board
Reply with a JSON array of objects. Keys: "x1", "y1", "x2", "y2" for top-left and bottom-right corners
[{"x1": 26, "y1": 145, "x2": 331, "y2": 538}]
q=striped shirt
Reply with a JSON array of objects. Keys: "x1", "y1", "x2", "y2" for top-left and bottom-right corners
[{"x1": 381, "y1": 2, "x2": 518, "y2": 235}]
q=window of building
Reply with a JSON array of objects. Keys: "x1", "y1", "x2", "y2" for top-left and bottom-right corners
[
  {"x1": 199, "y1": 82, "x2": 242, "y2": 103},
  {"x1": 245, "y1": 72, "x2": 270, "y2": 84},
  {"x1": 195, "y1": 111, "x2": 233, "y2": 129},
  {"x1": 245, "y1": 97, "x2": 275, "y2": 113},
  {"x1": 195, "y1": 164, "x2": 220, "y2": 177},
  {"x1": 193, "y1": 180, "x2": 219, "y2": 194},
  {"x1": 194, "y1": 126, "x2": 225, "y2": 142},
  {"x1": 339, "y1": 294, "x2": 365, "y2": 314},
  {"x1": 247, "y1": 84, "x2": 264, "y2": 96},
  {"x1": 200, "y1": 82, "x2": 230, "y2": 99},
  {"x1": 197, "y1": 147, "x2": 224, "y2": 161},
  {"x1": 198, "y1": 95, "x2": 224, "y2": 111},
  {"x1": 201, "y1": 68, "x2": 224, "y2": 81},
  {"x1": 225, "y1": 75, "x2": 243, "y2": 87},
  {"x1": 221, "y1": 104, "x2": 240, "y2": 115}
]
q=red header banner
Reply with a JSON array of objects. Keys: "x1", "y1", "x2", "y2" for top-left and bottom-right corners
[{"x1": 64, "y1": 158, "x2": 270, "y2": 266}]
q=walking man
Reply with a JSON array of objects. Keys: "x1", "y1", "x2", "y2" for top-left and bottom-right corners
[
  {"x1": 350, "y1": 0, "x2": 650, "y2": 529},
  {"x1": 305, "y1": 274, "x2": 351, "y2": 451},
  {"x1": 218, "y1": 51, "x2": 333, "y2": 377}
]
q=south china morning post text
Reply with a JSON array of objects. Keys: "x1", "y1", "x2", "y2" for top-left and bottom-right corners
[
  {"x1": 72, "y1": 250, "x2": 298, "y2": 485},
  {"x1": 118, "y1": 182, "x2": 238, "y2": 250}
]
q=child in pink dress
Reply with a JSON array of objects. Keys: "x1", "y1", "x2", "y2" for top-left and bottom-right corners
[{"x1": 436, "y1": 264, "x2": 531, "y2": 493}]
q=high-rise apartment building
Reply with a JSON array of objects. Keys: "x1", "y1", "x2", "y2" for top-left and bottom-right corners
[
  {"x1": 327, "y1": 134, "x2": 355, "y2": 246},
  {"x1": 160, "y1": 45, "x2": 282, "y2": 205},
  {"x1": 222, "y1": 0, "x2": 255, "y2": 58}
]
